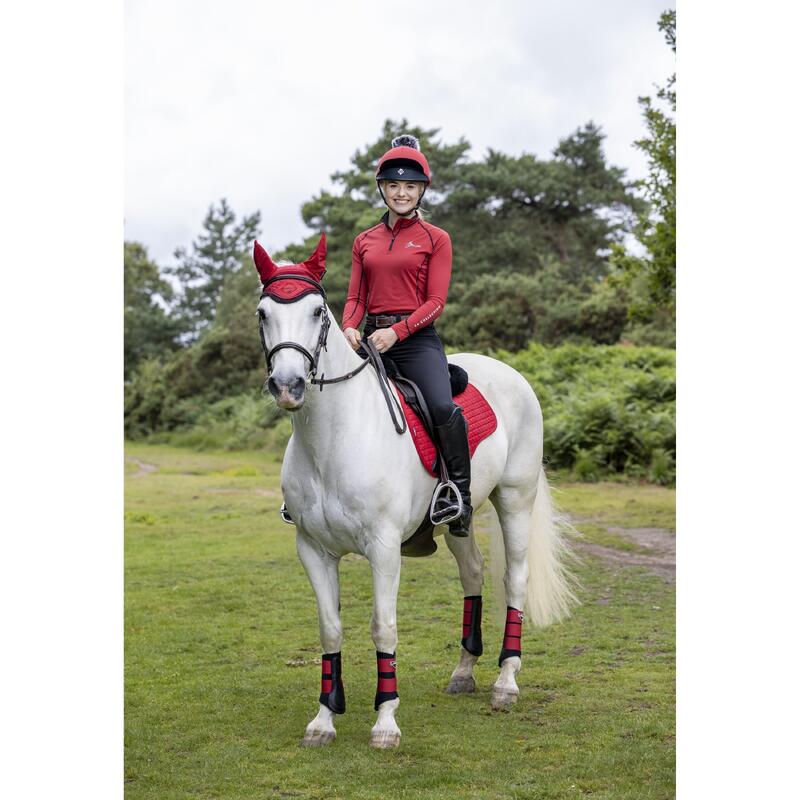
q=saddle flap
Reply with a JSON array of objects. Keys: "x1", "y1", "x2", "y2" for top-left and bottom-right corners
[
  {"x1": 391, "y1": 375, "x2": 436, "y2": 441},
  {"x1": 395, "y1": 383, "x2": 498, "y2": 478}
]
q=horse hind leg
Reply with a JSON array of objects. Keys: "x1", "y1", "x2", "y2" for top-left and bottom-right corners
[
  {"x1": 488, "y1": 484, "x2": 535, "y2": 710},
  {"x1": 444, "y1": 530, "x2": 485, "y2": 693}
]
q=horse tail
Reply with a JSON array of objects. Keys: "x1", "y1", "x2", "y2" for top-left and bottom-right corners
[
  {"x1": 523, "y1": 468, "x2": 580, "y2": 627},
  {"x1": 487, "y1": 466, "x2": 579, "y2": 628}
]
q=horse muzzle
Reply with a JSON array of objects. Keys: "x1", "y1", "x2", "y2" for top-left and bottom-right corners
[{"x1": 267, "y1": 374, "x2": 307, "y2": 410}]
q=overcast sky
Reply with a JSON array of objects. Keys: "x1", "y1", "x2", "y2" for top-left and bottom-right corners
[{"x1": 125, "y1": 0, "x2": 674, "y2": 265}]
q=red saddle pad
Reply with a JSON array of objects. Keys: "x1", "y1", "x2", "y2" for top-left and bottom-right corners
[{"x1": 394, "y1": 382, "x2": 498, "y2": 477}]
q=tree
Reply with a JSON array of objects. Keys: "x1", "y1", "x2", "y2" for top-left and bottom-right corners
[
  {"x1": 441, "y1": 261, "x2": 629, "y2": 351},
  {"x1": 167, "y1": 198, "x2": 261, "y2": 341},
  {"x1": 124, "y1": 241, "x2": 180, "y2": 378},
  {"x1": 437, "y1": 122, "x2": 642, "y2": 286},
  {"x1": 610, "y1": 9, "x2": 676, "y2": 320}
]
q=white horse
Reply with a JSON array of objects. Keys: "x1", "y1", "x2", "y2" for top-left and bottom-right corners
[{"x1": 254, "y1": 237, "x2": 576, "y2": 748}]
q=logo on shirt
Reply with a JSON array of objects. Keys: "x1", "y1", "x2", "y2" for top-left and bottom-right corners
[{"x1": 405, "y1": 240, "x2": 421, "y2": 248}]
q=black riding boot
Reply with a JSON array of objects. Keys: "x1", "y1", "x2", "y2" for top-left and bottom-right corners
[{"x1": 433, "y1": 406, "x2": 473, "y2": 537}]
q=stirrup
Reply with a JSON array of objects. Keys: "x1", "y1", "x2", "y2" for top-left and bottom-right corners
[
  {"x1": 430, "y1": 480, "x2": 464, "y2": 526},
  {"x1": 279, "y1": 501, "x2": 295, "y2": 525}
]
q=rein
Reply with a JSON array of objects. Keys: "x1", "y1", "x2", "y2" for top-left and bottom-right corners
[{"x1": 258, "y1": 277, "x2": 407, "y2": 434}]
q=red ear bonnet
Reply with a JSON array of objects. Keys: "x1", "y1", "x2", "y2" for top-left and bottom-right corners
[
  {"x1": 302, "y1": 234, "x2": 326, "y2": 282},
  {"x1": 253, "y1": 234, "x2": 326, "y2": 302},
  {"x1": 253, "y1": 240, "x2": 278, "y2": 283}
]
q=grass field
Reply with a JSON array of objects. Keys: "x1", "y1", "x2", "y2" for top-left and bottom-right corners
[{"x1": 125, "y1": 443, "x2": 675, "y2": 800}]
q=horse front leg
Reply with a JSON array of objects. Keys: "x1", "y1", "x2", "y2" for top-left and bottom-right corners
[
  {"x1": 296, "y1": 530, "x2": 343, "y2": 747},
  {"x1": 366, "y1": 539, "x2": 402, "y2": 749},
  {"x1": 444, "y1": 531, "x2": 485, "y2": 693}
]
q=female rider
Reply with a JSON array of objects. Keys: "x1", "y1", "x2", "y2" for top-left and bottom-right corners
[{"x1": 341, "y1": 135, "x2": 472, "y2": 537}]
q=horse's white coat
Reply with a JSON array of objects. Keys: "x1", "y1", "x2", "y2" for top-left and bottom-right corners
[{"x1": 258, "y1": 293, "x2": 576, "y2": 747}]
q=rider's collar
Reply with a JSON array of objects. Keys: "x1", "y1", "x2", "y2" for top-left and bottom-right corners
[{"x1": 381, "y1": 210, "x2": 420, "y2": 233}]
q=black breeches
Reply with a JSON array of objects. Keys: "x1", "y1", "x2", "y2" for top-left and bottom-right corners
[{"x1": 359, "y1": 323, "x2": 455, "y2": 426}]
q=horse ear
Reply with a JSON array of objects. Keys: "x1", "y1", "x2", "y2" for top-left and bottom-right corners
[
  {"x1": 253, "y1": 240, "x2": 278, "y2": 283},
  {"x1": 302, "y1": 233, "x2": 326, "y2": 281}
]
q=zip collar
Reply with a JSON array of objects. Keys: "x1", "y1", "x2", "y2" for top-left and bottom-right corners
[{"x1": 380, "y1": 210, "x2": 421, "y2": 234}]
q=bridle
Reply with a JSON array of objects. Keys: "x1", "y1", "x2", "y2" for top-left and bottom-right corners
[{"x1": 257, "y1": 273, "x2": 406, "y2": 433}]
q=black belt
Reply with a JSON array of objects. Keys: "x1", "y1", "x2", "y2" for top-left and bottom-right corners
[{"x1": 367, "y1": 312, "x2": 411, "y2": 328}]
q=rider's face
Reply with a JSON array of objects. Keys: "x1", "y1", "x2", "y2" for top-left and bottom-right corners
[{"x1": 382, "y1": 180, "x2": 423, "y2": 216}]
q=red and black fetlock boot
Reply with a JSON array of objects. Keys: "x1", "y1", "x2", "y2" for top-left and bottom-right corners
[
  {"x1": 374, "y1": 651, "x2": 398, "y2": 710},
  {"x1": 461, "y1": 595, "x2": 484, "y2": 656},
  {"x1": 319, "y1": 652, "x2": 345, "y2": 714},
  {"x1": 498, "y1": 607, "x2": 524, "y2": 666}
]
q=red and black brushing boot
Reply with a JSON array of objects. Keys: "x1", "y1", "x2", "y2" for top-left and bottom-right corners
[
  {"x1": 319, "y1": 651, "x2": 345, "y2": 714},
  {"x1": 446, "y1": 596, "x2": 483, "y2": 694},
  {"x1": 498, "y1": 607, "x2": 524, "y2": 666},
  {"x1": 461, "y1": 595, "x2": 484, "y2": 656},
  {"x1": 375, "y1": 651, "x2": 398, "y2": 711}
]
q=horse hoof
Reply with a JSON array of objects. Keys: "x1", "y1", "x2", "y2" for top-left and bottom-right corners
[
  {"x1": 300, "y1": 730, "x2": 336, "y2": 747},
  {"x1": 490, "y1": 689, "x2": 519, "y2": 710},
  {"x1": 446, "y1": 676, "x2": 476, "y2": 694},
  {"x1": 370, "y1": 731, "x2": 401, "y2": 749}
]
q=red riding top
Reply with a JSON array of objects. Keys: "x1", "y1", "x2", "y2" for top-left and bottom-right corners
[{"x1": 341, "y1": 212, "x2": 452, "y2": 342}]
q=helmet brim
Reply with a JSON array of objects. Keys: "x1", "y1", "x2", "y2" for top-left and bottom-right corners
[{"x1": 376, "y1": 165, "x2": 429, "y2": 183}]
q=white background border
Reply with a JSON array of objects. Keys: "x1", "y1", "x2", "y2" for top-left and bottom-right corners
[{"x1": 3, "y1": 1, "x2": 799, "y2": 797}]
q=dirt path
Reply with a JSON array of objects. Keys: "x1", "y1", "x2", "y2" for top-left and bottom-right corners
[
  {"x1": 126, "y1": 457, "x2": 158, "y2": 478},
  {"x1": 569, "y1": 517, "x2": 675, "y2": 581}
]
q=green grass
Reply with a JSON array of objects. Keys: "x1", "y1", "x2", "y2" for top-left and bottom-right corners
[
  {"x1": 125, "y1": 444, "x2": 675, "y2": 800},
  {"x1": 553, "y1": 481, "x2": 676, "y2": 531}
]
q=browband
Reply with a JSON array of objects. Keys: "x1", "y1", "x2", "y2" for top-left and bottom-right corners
[{"x1": 261, "y1": 273, "x2": 327, "y2": 301}]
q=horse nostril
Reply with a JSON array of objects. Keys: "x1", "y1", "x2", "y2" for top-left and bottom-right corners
[
  {"x1": 267, "y1": 376, "x2": 280, "y2": 396},
  {"x1": 289, "y1": 376, "x2": 306, "y2": 396}
]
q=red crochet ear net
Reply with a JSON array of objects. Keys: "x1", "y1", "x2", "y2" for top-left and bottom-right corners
[{"x1": 253, "y1": 234, "x2": 326, "y2": 301}]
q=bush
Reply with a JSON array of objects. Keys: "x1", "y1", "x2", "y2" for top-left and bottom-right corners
[
  {"x1": 499, "y1": 343, "x2": 675, "y2": 483},
  {"x1": 144, "y1": 392, "x2": 288, "y2": 451}
]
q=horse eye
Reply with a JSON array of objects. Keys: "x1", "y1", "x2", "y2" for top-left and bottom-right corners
[
  {"x1": 258, "y1": 309, "x2": 267, "y2": 321},
  {"x1": 314, "y1": 307, "x2": 323, "y2": 317}
]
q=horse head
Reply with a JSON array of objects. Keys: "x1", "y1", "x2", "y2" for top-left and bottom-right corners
[{"x1": 253, "y1": 234, "x2": 328, "y2": 410}]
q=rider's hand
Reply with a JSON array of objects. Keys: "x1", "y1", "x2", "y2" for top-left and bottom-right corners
[
  {"x1": 368, "y1": 328, "x2": 399, "y2": 353},
  {"x1": 344, "y1": 327, "x2": 362, "y2": 350}
]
